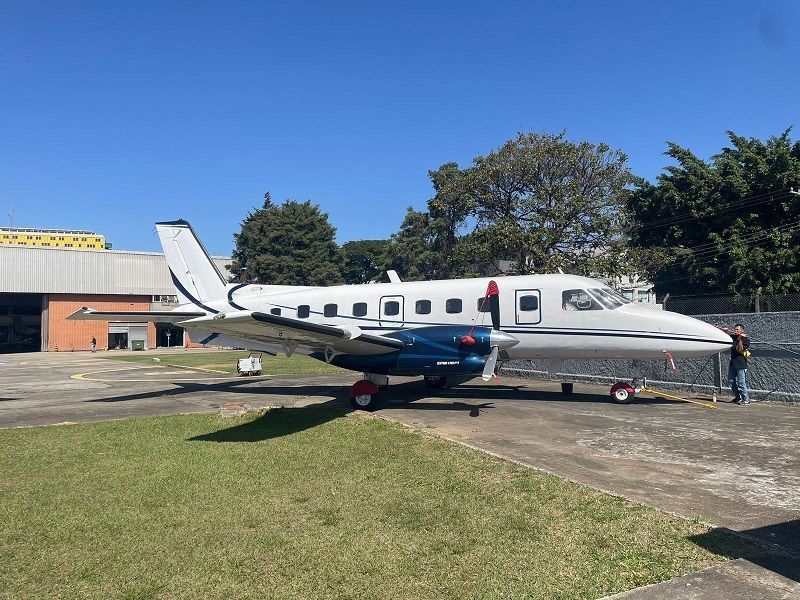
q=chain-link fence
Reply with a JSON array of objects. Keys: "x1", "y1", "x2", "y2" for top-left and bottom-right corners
[
  {"x1": 663, "y1": 292, "x2": 800, "y2": 315},
  {"x1": 500, "y1": 311, "x2": 800, "y2": 404}
]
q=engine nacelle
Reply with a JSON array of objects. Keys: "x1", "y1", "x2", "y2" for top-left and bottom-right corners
[{"x1": 323, "y1": 325, "x2": 495, "y2": 376}]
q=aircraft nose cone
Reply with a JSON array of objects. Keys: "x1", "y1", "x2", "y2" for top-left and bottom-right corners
[
  {"x1": 490, "y1": 330, "x2": 519, "y2": 350},
  {"x1": 705, "y1": 322, "x2": 733, "y2": 347}
]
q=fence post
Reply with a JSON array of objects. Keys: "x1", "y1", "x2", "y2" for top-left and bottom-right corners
[
  {"x1": 755, "y1": 287, "x2": 762, "y2": 313},
  {"x1": 713, "y1": 352, "x2": 723, "y2": 394}
]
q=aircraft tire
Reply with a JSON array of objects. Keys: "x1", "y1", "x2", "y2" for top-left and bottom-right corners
[
  {"x1": 350, "y1": 380, "x2": 380, "y2": 411},
  {"x1": 350, "y1": 393, "x2": 379, "y2": 411},
  {"x1": 424, "y1": 375, "x2": 447, "y2": 388},
  {"x1": 609, "y1": 382, "x2": 636, "y2": 404}
]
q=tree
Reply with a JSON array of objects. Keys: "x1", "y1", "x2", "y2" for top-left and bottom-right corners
[
  {"x1": 461, "y1": 132, "x2": 635, "y2": 277},
  {"x1": 628, "y1": 130, "x2": 800, "y2": 295},
  {"x1": 383, "y1": 163, "x2": 474, "y2": 281},
  {"x1": 228, "y1": 193, "x2": 344, "y2": 286},
  {"x1": 340, "y1": 239, "x2": 391, "y2": 284},
  {"x1": 385, "y1": 133, "x2": 636, "y2": 280}
]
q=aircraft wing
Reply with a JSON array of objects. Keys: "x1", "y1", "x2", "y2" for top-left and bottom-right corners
[
  {"x1": 67, "y1": 307, "x2": 207, "y2": 323},
  {"x1": 182, "y1": 311, "x2": 404, "y2": 356}
]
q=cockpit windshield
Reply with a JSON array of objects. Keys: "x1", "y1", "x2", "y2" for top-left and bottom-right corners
[{"x1": 588, "y1": 287, "x2": 629, "y2": 310}]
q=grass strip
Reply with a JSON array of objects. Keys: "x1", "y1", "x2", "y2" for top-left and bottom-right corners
[{"x1": 0, "y1": 410, "x2": 740, "y2": 599}]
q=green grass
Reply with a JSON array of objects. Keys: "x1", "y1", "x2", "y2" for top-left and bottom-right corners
[
  {"x1": 0, "y1": 410, "x2": 739, "y2": 599},
  {"x1": 102, "y1": 350, "x2": 346, "y2": 375}
]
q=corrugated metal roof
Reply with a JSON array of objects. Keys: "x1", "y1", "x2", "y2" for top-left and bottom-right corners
[{"x1": 0, "y1": 245, "x2": 231, "y2": 295}]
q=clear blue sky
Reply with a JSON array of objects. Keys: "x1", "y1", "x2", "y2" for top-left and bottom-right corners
[{"x1": 1, "y1": 1, "x2": 797, "y2": 256}]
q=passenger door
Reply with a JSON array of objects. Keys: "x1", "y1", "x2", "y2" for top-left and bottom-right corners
[{"x1": 515, "y1": 289, "x2": 541, "y2": 325}]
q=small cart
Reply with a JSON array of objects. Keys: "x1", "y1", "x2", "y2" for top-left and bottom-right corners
[{"x1": 236, "y1": 353, "x2": 263, "y2": 376}]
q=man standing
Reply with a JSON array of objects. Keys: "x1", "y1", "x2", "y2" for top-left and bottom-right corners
[
  {"x1": 91, "y1": 336, "x2": 96, "y2": 353},
  {"x1": 728, "y1": 324, "x2": 750, "y2": 405}
]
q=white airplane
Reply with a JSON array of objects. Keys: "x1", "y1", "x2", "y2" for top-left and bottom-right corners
[{"x1": 69, "y1": 220, "x2": 732, "y2": 409}]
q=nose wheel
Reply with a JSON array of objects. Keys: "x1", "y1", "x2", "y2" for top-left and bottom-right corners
[{"x1": 610, "y1": 381, "x2": 636, "y2": 404}]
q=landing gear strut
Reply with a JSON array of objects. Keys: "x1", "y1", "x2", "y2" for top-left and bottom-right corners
[{"x1": 424, "y1": 375, "x2": 448, "y2": 389}]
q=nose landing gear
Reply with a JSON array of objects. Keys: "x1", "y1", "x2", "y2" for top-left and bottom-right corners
[{"x1": 609, "y1": 378, "x2": 644, "y2": 404}]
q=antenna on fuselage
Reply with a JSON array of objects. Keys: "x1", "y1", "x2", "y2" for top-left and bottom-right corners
[{"x1": 386, "y1": 270, "x2": 402, "y2": 283}]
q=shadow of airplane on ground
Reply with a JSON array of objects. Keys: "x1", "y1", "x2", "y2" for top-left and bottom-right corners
[
  {"x1": 188, "y1": 400, "x2": 350, "y2": 442},
  {"x1": 82, "y1": 374, "x2": 679, "y2": 409},
  {"x1": 690, "y1": 518, "x2": 800, "y2": 582}
]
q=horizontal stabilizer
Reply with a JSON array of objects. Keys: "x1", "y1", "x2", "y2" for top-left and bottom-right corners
[{"x1": 67, "y1": 307, "x2": 206, "y2": 323}]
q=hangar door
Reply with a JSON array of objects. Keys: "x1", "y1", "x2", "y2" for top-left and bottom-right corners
[
  {"x1": 0, "y1": 293, "x2": 43, "y2": 353},
  {"x1": 108, "y1": 323, "x2": 148, "y2": 350}
]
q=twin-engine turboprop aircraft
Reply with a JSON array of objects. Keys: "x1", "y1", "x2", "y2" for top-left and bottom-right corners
[{"x1": 69, "y1": 220, "x2": 732, "y2": 409}]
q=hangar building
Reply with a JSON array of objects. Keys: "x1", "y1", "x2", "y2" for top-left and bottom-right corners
[{"x1": 0, "y1": 244, "x2": 230, "y2": 353}]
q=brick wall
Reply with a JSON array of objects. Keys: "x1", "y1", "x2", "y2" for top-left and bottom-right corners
[{"x1": 47, "y1": 294, "x2": 156, "y2": 351}]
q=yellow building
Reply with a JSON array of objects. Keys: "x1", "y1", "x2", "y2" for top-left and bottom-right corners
[{"x1": 0, "y1": 228, "x2": 108, "y2": 250}]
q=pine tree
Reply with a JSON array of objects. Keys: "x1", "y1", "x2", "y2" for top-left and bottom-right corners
[{"x1": 228, "y1": 193, "x2": 344, "y2": 286}]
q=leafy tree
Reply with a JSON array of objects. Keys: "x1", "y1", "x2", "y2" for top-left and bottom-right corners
[
  {"x1": 386, "y1": 133, "x2": 635, "y2": 280},
  {"x1": 228, "y1": 193, "x2": 344, "y2": 286},
  {"x1": 628, "y1": 130, "x2": 800, "y2": 295},
  {"x1": 462, "y1": 132, "x2": 635, "y2": 277},
  {"x1": 340, "y1": 239, "x2": 391, "y2": 284},
  {"x1": 384, "y1": 208, "x2": 441, "y2": 281}
]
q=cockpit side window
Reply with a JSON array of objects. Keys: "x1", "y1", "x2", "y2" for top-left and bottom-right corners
[{"x1": 562, "y1": 289, "x2": 603, "y2": 311}]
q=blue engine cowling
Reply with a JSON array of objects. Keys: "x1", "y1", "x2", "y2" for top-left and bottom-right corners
[{"x1": 317, "y1": 325, "x2": 494, "y2": 375}]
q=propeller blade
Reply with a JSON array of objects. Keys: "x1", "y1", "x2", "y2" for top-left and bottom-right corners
[
  {"x1": 485, "y1": 280, "x2": 500, "y2": 330},
  {"x1": 482, "y1": 345, "x2": 499, "y2": 381}
]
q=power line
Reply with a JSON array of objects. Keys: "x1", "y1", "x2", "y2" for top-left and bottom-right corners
[{"x1": 632, "y1": 188, "x2": 793, "y2": 231}]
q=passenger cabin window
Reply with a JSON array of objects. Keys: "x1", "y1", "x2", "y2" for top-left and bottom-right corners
[
  {"x1": 562, "y1": 289, "x2": 602, "y2": 311},
  {"x1": 297, "y1": 305, "x2": 310, "y2": 318},
  {"x1": 519, "y1": 295, "x2": 539, "y2": 311},
  {"x1": 446, "y1": 298, "x2": 462, "y2": 314},
  {"x1": 415, "y1": 300, "x2": 431, "y2": 315},
  {"x1": 384, "y1": 301, "x2": 400, "y2": 316},
  {"x1": 477, "y1": 298, "x2": 491, "y2": 312},
  {"x1": 270, "y1": 308, "x2": 281, "y2": 316},
  {"x1": 353, "y1": 302, "x2": 367, "y2": 317},
  {"x1": 324, "y1": 303, "x2": 338, "y2": 317}
]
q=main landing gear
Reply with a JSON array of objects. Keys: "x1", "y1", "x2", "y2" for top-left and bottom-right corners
[{"x1": 349, "y1": 373, "x2": 387, "y2": 411}]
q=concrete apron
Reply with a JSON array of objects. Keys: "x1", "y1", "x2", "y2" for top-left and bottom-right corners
[{"x1": 374, "y1": 379, "x2": 800, "y2": 599}]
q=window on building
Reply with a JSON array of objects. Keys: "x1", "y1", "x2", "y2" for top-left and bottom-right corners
[
  {"x1": 477, "y1": 298, "x2": 491, "y2": 312},
  {"x1": 638, "y1": 290, "x2": 650, "y2": 303},
  {"x1": 324, "y1": 303, "x2": 338, "y2": 317},
  {"x1": 384, "y1": 301, "x2": 400, "y2": 316},
  {"x1": 415, "y1": 300, "x2": 431, "y2": 314},
  {"x1": 519, "y1": 295, "x2": 539, "y2": 311},
  {"x1": 352, "y1": 302, "x2": 367, "y2": 317},
  {"x1": 297, "y1": 305, "x2": 310, "y2": 318},
  {"x1": 270, "y1": 308, "x2": 281, "y2": 315},
  {"x1": 446, "y1": 298, "x2": 462, "y2": 314}
]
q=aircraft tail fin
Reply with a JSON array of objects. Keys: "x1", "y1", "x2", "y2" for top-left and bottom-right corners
[{"x1": 156, "y1": 220, "x2": 227, "y2": 311}]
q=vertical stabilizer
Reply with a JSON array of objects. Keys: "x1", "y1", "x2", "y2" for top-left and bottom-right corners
[{"x1": 156, "y1": 220, "x2": 226, "y2": 311}]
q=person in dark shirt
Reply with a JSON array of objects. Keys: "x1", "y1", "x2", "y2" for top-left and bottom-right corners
[{"x1": 728, "y1": 323, "x2": 751, "y2": 405}]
